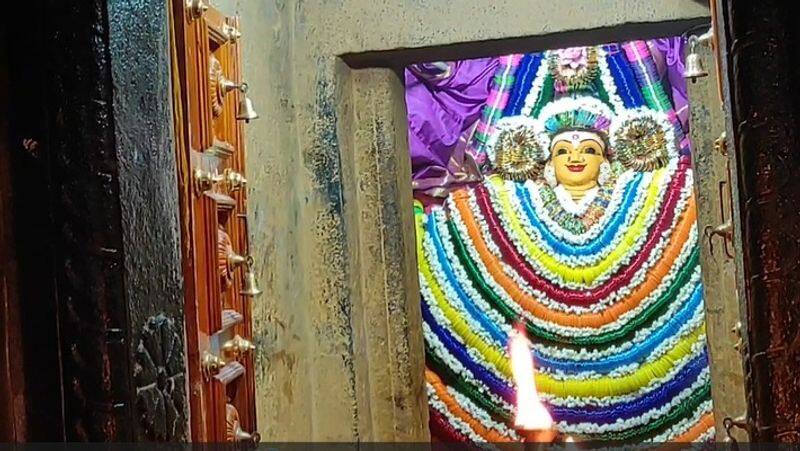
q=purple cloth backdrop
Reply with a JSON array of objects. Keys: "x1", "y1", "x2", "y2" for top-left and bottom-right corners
[{"x1": 404, "y1": 59, "x2": 498, "y2": 197}]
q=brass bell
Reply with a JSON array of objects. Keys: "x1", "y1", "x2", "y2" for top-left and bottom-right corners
[
  {"x1": 235, "y1": 425, "x2": 260, "y2": 443},
  {"x1": 236, "y1": 83, "x2": 259, "y2": 123},
  {"x1": 683, "y1": 35, "x2": 708, "y2": 82},
  {"x1": 240, "y1": 256, "x2": 263, "y2": 297}
]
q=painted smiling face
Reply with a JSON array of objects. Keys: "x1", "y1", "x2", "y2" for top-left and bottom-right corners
[{"x1": 549, "y1": 130, "x2": 607, "y2": 190}]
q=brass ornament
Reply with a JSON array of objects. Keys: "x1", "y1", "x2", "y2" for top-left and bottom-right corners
[
  {"x1": 492, "y1": 125, "x2": 545, "y2": 181},
  {"x1": 222, "y1": 334, "x2": 256, "y2": 359},
  {"x1": 226, "y1": 403, "x2": 260, "y2": 443},
  {"x1": 612, "y1": 116, "x2": 670, "y2": 171},
  {"x1": 235, "y1": 83, "x2": 259, "y2": 122},
  {"x1": 684, "y1": 34, "x2": 709, "y2": 82},
  {"x1": 186, "y1": 0, "x2": 208, "y2": 20},
  {"x1": 225, "y1": 404, "x2": 239, "y2": 442},
  {"x1": 240, "y1": 256, "x2": 263, "y2": 297},
  {"x1": 201, "y1": 351, "x2": 226, "y2": 379},
  {"x1": 547, "y1": 47, "x2": 600, "y2": 92},
  {"x1": 209, "y1": 56, "x2": 225, "y2": 118},
  {"x1": 218, "y1": 227, "x2": 233, "y2": 289}
]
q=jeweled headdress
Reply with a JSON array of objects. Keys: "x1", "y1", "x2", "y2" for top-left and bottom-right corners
[{"x1": 487, "y1": 95, "x2": 677, "y2": 179}]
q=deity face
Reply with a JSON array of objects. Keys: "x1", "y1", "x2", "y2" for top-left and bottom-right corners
[{"x1": 549, "y1": 130, "x2": 607, "y2": 190}]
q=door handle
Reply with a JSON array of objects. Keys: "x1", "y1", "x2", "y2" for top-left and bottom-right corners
[
  {"x1": 704, "y1": 132, "x2": 735, "y2": 259},
  {"x1": 723, "y1": 415, "x2": 750, "y2": 444}
]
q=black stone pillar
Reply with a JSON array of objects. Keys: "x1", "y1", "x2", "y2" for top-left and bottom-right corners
[{"x1": 42, "y1": 0, "x2": 187, "y2": 441}]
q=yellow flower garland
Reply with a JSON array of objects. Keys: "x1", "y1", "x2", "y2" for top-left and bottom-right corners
[
  {"x1": 416, "y1": 210, "x2": 705, "y2": 398},
  {"x1": 488, "y1": 168, "x2": 670, "y2": 285}
]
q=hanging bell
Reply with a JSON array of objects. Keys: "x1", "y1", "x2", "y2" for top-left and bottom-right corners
[
  {"x1": 240, "y1": 256, "x2": 263, "y2": 297},
  {"x1": 236, "y1": 83, "x2": 259, "y2": 123},
  {"x1": 234, "y1": 425, "x2": 261, "y2": 443},
  {"x1": 683, "y1": 35, "x2": 708, "y2": 82}
]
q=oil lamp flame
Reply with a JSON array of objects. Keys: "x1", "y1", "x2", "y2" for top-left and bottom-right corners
[{"x1": 509, "y1": 322, "x2": 553, "y2": 431}]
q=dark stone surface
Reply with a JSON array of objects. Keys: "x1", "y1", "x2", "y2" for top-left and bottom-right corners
[
  {"x1": 106, "y1": 0, "x2": 186, "y2": 440},
  {"x1": 725, "y1": 0, "x2": 800, "y2": 442},
  {"x1": 40, "y1": 0, "x2": 186, "y2": 441},
  {"x1": 4, "y1": 0, "x2": 64, "y2": 441},
  {"x1": 134, "y1": 314, "x2": 187, "y2": 441},
  {"x1": 43, "y1": 0, "x2": 132, "y2": 441}
]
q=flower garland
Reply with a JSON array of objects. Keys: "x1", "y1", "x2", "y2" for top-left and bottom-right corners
[
  {"x1": 444, "y1": 193, "x2": 701, "y2": 331},
  {"x1": 419, "y1": 41, "x2": 714, "y2": 445},
  {"x1": 547, "y1": 47, "x2": 600, "y2": 94}
]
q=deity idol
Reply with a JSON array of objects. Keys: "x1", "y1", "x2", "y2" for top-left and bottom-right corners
[{"x1": 418, "y1": 44, "x2": 713, "y2": 444}]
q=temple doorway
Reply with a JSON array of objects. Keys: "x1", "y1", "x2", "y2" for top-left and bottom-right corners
[{"x1": 405, "y1": 32, "x2": 744, "y2": 444}]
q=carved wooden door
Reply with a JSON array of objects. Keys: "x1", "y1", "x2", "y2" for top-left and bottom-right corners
[{"x1": 170, "y1": 0, "x2": 259, "y2": 443}]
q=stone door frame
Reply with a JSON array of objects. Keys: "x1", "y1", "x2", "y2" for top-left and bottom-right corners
[{"x1": 242, "y1": 1, "x2": 714, "y2": 441}]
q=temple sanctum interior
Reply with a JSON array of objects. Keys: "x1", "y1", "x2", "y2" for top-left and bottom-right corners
[
  {"x1": 3, "y1": 0, "x2": 800, "y2": 445},
  {"x1": 409, "y1": 41, "x2": 718, "y2": 443}
]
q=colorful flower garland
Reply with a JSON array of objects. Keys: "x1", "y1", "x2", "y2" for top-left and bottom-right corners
[{"x1": 418, "y1": 40, "x2": 714, "y2": 444}]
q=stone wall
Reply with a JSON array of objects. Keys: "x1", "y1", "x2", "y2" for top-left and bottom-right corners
[{"x1": 212, "y1": 0, "x2": 711, "y2": 441}]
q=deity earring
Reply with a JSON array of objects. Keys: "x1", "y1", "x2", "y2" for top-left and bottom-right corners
[
  {"x1": 598, "y1": 160, "x2": 612, "y2": 186},
  {"x1": 543, "y1": 162, "x2": 558, "y2": 188}
]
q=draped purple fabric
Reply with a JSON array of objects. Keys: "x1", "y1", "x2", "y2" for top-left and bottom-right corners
[
  {"x1": 405, "y1": 59, "x2": 498, "y2": 197},
  {"x1": 650, "y1": 37, "x2": 690, "y2": 132}
]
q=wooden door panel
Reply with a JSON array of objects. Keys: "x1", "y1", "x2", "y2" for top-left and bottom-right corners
[{"x1": 171, "y1": 0, "x2": 258, "y2": 442}]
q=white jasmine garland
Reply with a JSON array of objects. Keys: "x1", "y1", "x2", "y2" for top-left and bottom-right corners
[
  {"x1": 419, "y1": 274, "x2": 509, "y2": 383},
  {"x1": 433, "y1": 210, "x2": 514, "y2": 329},
  {"x1": 427, "y1": 228, "x2": 702, "y2": 365},
  {"x1": 448, "y1": 387, "x2": 519, "y2": 440},
  {"x1": 494, "y1": 169, "x2": 666, "y2": 269},
  {"x1": 511, "y1": 169, "x2": 658, "y2": 264},
  {"x1": 520, "y1": 53, "x2": 552, "y2": 117},
  {"x1": 453, "y1": 203, "x2": 700, "y2": 340},
  {"x1": 555, "y1": 368, "x2": 711, "y2": 434},
  {"x1": 468, "y1": 179, "x2": 696, "y2": 318},
  {"x1": 534, "y1": 272, "x2": 702, "y2": 361},
  {"x1": 483, "y1": 163, "x2": 687, "y2": 291},
  {"x1": 428, "y1": 384, "x2": 495, "y2": 446},
  {"x1": 538, "y1": 301, "x2": 706, "y2": 380},
  {"x1": 530, "y1": 157, "x2": 685, "y2": 251},
  {"x1": 422, "y1": 224, "x2": 502, "y2": 348},
  {"x1": 541, "y1": 338, "x2": 708, "y2": 408},
  {"x1": 645, "y1": 399, "x2": 713, "y2": 442},
  {"x1": 422, "y1": 265, "x2": 709, "y2": 404},
  {"x1": 522, "y1": 169, "x2": 644, "y2": 245},
  {"x1": 440, "y1": 196, "x2": 701, "y2": 333},
  {"x1": 427, "y1": 210, "x2": 702, "y2": 371},
  {"x1": 424, "y1": 257, "x2": 709, "y2": 404},
  {"x1": 597, "y1": 46, "x2": 627, "y2": 113},
  {"x1": 483, "y1": 178, "x2": 695, "y2": 306},
  {"x1": 423, "y1": 323, "x2": 515, "y2": 413}
]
